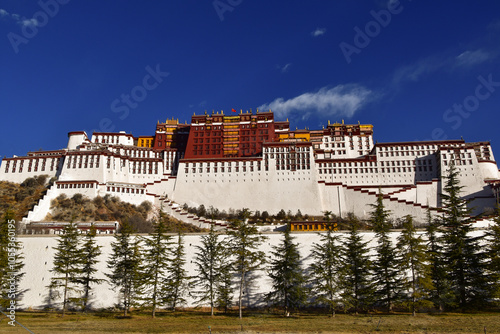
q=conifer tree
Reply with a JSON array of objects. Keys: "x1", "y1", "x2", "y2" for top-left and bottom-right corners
[
  {"x1": 193, "y1": 225, "x2": 230, "y2": 316},
  {"x1": 216, "y1": 260, "x2": 233, "y2": 313},
  {"x1": 0, "y1": 210, "x2": 25, "y2": 309},
  {"x1": 396, "y1": 215, "x2": 433, "y2": 316},
  {"x1": 370, "y1": 193, "x2": 402, "y2": 312},
  {"x1": 339, "y1": 215, "x2": 373, "y2": 314},
  {"x1": 484, "y1": 207, "x2": 500, "y2": 303},
  {"x1": 163, "y1": 232, "x2": 189, "y2": 311},
  {"x1": 228, "y1": 209, "x2": 267, "y2": 319},
  {"x1": 76, "y1": 225, "x2": 104, "y2": 311},
  {"x1": 141, "y1": 210, "x2": 173, "y2": 317},
  {"x1": 107, "y1": 221, "x2": 143, "y2": 316},
  {"x1": 266, "y1": 227, "x2": 307, "y2": 315},
  {"x1": 440, "y1": 163, "x2": 487, "y2": 309},
  {"x1": 309, "y1": 211, "x2": 342, "y2": 316},
  {"x1": 425, "y1": 209, "x2": 450, "y2": 312},
  {"x1": 50, "y1": 222, "x2": 82, "y2": 316}
]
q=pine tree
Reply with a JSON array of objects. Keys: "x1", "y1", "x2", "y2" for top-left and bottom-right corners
[
  {"x1": 75, "y1": 225, "x2": 104, "y2": 311},
  {"x1": 228, "y1": 209, "x2": 267, "y2": 319},
  {"x1": 193, "y1": 225, "x2": 230, "y2": 316},
  {"x1": 309, "y1": 211, "x2": 342, "y2": 316},
  {"x1": 107, "y1": 221, "x2": 143, "y2": 316},
  {"x1": 425, "y1": 209, "x2": 450, "y2": 312},
  {"x1": 50, "y1": 222, "x2": 82, "y2": 316},
  {"x1": 216, "y1": 260, "x2": 233, "y2": 313},
  {"x1": 0, "y1": 210, "x2": 25, "y2": 309},
  {"x1": 370, "y1": 193, "x2": 402, "y2": 312},
  {"x1": 141, "y1": 210, "x2": 173, "y2": 317},
  {"x1": 484, "y1": 207, "x2": 500, "y2": 304},
  {"x1": 163, "y1": 232, "x2": 189, "y2": 311},
  {"x1": 440, "y1": 163, "x2": 487, "y2": 309},
  {"x1": 266, "y1": 227, "x2": 307, "y2": 315},
  {"x1": 339, "y1": 215, "x2": 373, "y2": 314},
  {"x1": 396, "y1": 215, "x2": 433, "y2": 315}
]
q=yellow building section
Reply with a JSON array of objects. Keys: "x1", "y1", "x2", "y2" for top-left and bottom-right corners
[
  {"x1": 294, "y1": 132, "x2": 310, "y2": 141},
  {"x1": 137, "y1": 136, "x2": 154, "y2": 148},
  {"x1": 278, "y1": 133, "x2": 289, "y2": 141},
  {"x1": 290, "y1": 221, "x2": 338, "y2": 232}
]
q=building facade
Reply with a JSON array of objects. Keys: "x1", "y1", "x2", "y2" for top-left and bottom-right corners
[{"x1": 1, "y1": 110, "x2": 499, "y2": 225}]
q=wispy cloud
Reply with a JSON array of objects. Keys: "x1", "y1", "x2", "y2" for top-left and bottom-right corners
[
  {"x1": 392, "y1": 48, "x2": 497, "y2": 86},
  {"x1": 278, "y1": 63, "x2": 292, "y2": 73},
  {"x1": 258, "y1": 84, "x2": 373, "y2": 120},
  {"x1": 455, "y1": 49, "x2": 492, "y2": 67},
  {"x1": 0, "y1": 8, "x2": 38, "y2": 27},
  {"x1": 311, "y1": 28, "x2": 326, "y2": 37},
  {"x1": 392, "y1": 55, "x2": 449, "y2": 85}
]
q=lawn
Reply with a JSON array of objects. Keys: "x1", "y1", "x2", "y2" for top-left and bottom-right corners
[{"x1": 1, "y1": 310, "x2": 499, "y2": 334}]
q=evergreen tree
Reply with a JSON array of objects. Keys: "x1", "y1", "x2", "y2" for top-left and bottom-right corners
[
  {"x1": 339, "y1": 215, "x2": 373, "y2": 314},
  {"x1": 0, "y1": 210, "x2": 25, "y2": 309},
  {"x1": 484, "y1": 207, "x2": 500, "y2": 304},
  {"x1": 228, "y1": 209, "x2": 267, "y2": 319},
  {"x1": 142, "y1": 210, "x2": 173, "y2": 317},
  {"x1": 440, "y1": 163, "x2": 487, "y2": 309},
  {"x1": 107, "y1": 221, "x2": 143, "y2": 316},
  {"x1": 425, "y1": 209, "x2": 450, "y2": 312},
  {"x1": 163, "y1": 232, "x2": 189, "y2": 311},
  {"x1": 193, "y1": 225, "x2": 230, "y2": 316},
  {"x1": 216, "y1": 259, "x2": 233, "y2": 313},
  {"x1": 75, "y1": 225, "x2": 104, "y2": 311},
  {"x1": 50, "y1": 222, "x2": 82, "y2": 316},
  {"x1": 370, "y1": 193, "x2": 402, "y2": 311},
  {"x1": 266, "y1": 227, "x2": 307, "y2": 315},
  {"x1": 396, "y1": 215, "x2": 433, "y2": 315},
  {"x1": 309, "y1": 211, "x2": 342, "y2": 316}
]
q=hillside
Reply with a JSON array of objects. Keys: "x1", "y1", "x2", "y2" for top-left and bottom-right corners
[
  {"x1": 46, "y1": 193, "x2": 207, "y2": 233},
  {"x1": 0, "y1": 175, "x2": 52, "y2": 221}
]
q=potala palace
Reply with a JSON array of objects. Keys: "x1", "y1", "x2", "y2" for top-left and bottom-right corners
[{"x1": 1, "y1": 110, "x2": 500, "y2": 225}]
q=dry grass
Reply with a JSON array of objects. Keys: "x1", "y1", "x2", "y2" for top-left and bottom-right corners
[{"x1": 1, "y1": 310, "x2": 499, "y2": 334}]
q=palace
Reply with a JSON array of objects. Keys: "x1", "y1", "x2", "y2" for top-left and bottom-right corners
[{"x1": 1, "y1": 110, "x2": 499, "y2": 225}]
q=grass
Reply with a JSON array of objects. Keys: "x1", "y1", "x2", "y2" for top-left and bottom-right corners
[{"x1": 1, "y1": 309, "x2": 499, "y2": 333}]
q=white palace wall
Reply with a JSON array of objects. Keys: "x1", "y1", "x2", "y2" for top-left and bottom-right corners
[{"x1": 16, "y1": 229, "x2": 489, "y2": 310}]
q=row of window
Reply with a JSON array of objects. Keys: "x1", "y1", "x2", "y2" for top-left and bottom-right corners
[
  {"x1": 67, "y1": 155, "x2": 100, "y2": 169},
  {"x1": 186, "y1": 165, "x2": 262, "y2": 174},
  {"x1": 318, "y1": 166, "x2": 434, "y2": 175},
  {"x1": 5, "y1": 158, "x2": 59, "y2": 173},
  {"x1": 317, "y1": 159, "x2": 434, "y2": 169},
  {"x1": 264, "y1": 146, "x2": 310, "y2": 153},
  {"x1": 56, "y1": 183, "x2": 95, "y2": 189},
  {"x1": 106, "y1": 186, "x2": 145, "y2": 194},
  {"x1": 379, "y1": 144, "x2": 438, "y2": 151}
]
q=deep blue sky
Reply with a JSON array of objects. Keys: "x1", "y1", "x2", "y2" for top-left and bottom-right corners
[{"x1": 1, "y1": 1, "x2": 500, "y2": 161}]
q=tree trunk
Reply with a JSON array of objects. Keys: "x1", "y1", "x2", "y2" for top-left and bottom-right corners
[
  {"x1": 62, "y1": 273, "x2": 68, "y2": 317},
  {"x1": 239, "y1": 271, "x2": 245, "y2": 319}
]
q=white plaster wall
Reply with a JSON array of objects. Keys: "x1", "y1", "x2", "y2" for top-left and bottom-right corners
[
  {"x1": 173, "y1": 161, "x2": 324, "y2": 215},
  {"x1": 16, "y1": 229, "x2": 488, "y2": 310}
]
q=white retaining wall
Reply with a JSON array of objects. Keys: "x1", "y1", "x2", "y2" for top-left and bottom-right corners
[{"x1": 16, "y1": 228, "x2": 488, "y2": 310}]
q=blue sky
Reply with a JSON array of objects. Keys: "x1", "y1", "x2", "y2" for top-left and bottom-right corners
[{"x1": 1, "y1": 0, "x2": 500, "y2": 161}]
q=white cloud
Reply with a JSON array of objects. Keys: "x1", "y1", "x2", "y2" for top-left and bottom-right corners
[
  {"x1": 258, "y1": 85, "x2": 373, "y2": 120},
  {"x1": 279, "y1": 63, "x2": 292, "y2": 73},
  {"x1": 0, "y1": 9, "x2": 38, "y2": 27},
  {"x1": 311, "y1": 28, "x2": 326, "y2": 37},
  {"x1": 20, "y1": 18, "x2": 38, "y2": 27},
  {"x1": 455, "y1": 49, "x2": 492, "y2": 67},
  {"x1": 391, "y1": 56, "x2": 447, "y2": 85}
]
